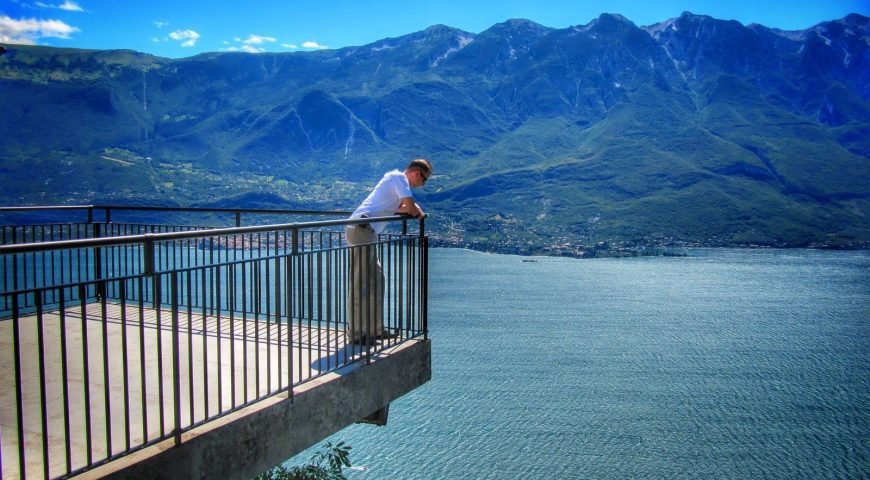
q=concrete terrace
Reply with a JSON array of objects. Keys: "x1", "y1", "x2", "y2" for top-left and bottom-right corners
[{"x1": 0, "y1": 206, "x2": 432, "y2": 479}]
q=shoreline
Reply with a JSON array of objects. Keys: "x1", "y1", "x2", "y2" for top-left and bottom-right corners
[{"x1": 426, "y1": 238, "x2": 870, "y2": 259}]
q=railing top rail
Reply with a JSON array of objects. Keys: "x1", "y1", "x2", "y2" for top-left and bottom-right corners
[
  {"x1": 0, "y1": 204, "x2": 352, "y2": 216},
  {"x1": 0, "y1": 214, "x2": 423, "y2": 254},
  {"x1": 0, "y1": 205, "x2": 95, "y2": 212}
]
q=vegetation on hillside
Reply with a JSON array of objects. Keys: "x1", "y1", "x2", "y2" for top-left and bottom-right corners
[{"x1": 2, "y1": 13, "x2": 868, "y2": 254}]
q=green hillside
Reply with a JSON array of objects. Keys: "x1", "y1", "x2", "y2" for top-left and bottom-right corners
[{"x1": 1, "y1": 13, "x2": 868, "y2": 254}]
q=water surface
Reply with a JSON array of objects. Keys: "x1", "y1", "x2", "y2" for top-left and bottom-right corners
[{"x1": 289, "y1": 248, "x2": 869, "y2": 479}]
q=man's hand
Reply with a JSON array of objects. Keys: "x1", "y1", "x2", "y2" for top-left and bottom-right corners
[
  {"x1": 411, "y1": 202, "x2": 425, "y2": 218},
  {"x1": 397, "y1": 197, "x2": 424, "y2": 218}
]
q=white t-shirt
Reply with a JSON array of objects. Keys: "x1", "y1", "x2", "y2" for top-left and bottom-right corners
[{"x1": 351, "y1": 169, "x2": 413, "y2": 233}]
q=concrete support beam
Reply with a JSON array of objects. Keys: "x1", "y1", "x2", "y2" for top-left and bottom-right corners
[{"x1": 79, "y1": 339, "x2": 431, "y2": 480}]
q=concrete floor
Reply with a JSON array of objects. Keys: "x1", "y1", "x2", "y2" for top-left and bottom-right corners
[{"x1": 1, "y1": 301, "x2": 362, "y2": 479}]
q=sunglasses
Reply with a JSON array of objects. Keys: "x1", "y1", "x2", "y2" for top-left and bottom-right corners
[{"x1": 419, "y1": 169, "x2": 431, "y2": 183}]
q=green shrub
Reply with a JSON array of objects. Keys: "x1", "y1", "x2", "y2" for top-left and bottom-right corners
[{"x1": 254, "y1": 442, "x2": 353, "y2": 480}]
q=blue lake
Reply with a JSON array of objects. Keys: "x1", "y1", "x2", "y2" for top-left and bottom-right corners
[{"x1": 290, "y1": 248, "x2": 869, "y2": 479}]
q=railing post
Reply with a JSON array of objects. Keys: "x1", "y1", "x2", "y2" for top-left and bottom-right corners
[
  {"x1": 87, "y1": 206, "x2": 94, "y2": 224},
  {"x1": 11, "y1": 228, "x2": 19, "y2": 292},
  {"x1": 144, "y1": 236, "x2": 156, "y2": 276},
  {"x1": 421, "y1": 234, "x2": 428, "y2": 339},
  {"x1": 291, "y1": 227, "x2": 299, "y2": 255},
  {"x1": 235, "y1": 210, "x2": 241, "y2": 227},
  {"x1": 94, "y1": 222, "x2": 105, "y2": 299},
  {"x1": 288, "y1": 226, "x2": 300, "y2": 396},
  {"x1": 171, "y1": 272, "x2": 182, "y2": 446},
  {"x1": 417, "y1": 217, "x2": 427, "y2": 338},
  {"x1": 11, "y1": 295, "x2": 27, "y2": 480}
]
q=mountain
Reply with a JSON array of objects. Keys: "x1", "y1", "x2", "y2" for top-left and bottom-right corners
[{"x1": 1, "y1": 12, "x2": 868, "y2": 254}]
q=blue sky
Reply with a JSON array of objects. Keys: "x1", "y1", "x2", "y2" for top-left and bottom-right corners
[{"x1": 1, "y1": 0, "x2": 868, "y2": 58}]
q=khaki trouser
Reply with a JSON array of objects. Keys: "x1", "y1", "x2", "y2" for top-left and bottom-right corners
[{"x1": 345, "y1": 224, "x2": 384, "y2": 341}]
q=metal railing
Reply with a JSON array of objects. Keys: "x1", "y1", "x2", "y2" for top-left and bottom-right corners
[{"x1": 0, "y1": 206, "x2": 429, "y2": 480}]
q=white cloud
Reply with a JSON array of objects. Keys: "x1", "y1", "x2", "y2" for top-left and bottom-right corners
[
  {"x1": 222, "y1": 45, "x2": 265, "y2": 53},
  {"x1": 242, "y1": 34, "x2": 276, "y2": 45},
  {"x1": 58, "y1": 1, "x2": 84, "y2": 11},
  {"x1": 169, "y1": 29, "x2": 200, "y2": 47},
  {"x1": 35, "y1": 1, "x2": 84, "y2": 11},
  {"x1": 221, "y1": 37, "x2": 326, "y2": 52},
  {"x1": 0, "y1": 15, "x2": 80, "y2": 44},
  {"x1": 302, "y1": 40, "x2": 329, "y2": 49},
  {"x1": 153, "y1": 20, "x2": 169, "y2": 29},
  {"x1": 241, "y1": 45, "x2": 263, "y2": 53},
  {"x1": 221, "y1": 33, "x2": 277, "y2": 53}
]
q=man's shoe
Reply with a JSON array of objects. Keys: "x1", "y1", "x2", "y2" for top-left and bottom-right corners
[
  {"x1": 376, "y1": 330, "x2": 400, "y2": 340},
  {"x1": 350, "y1": 336, "x2": 370, "y2": 345},
  {"x1": 349, "y1": 331, "x2": 400, "y2": 345}
]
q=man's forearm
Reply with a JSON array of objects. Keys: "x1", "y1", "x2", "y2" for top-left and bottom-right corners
[{"x1": 397, "y1": 197, "x2": 424, "y2": 218}]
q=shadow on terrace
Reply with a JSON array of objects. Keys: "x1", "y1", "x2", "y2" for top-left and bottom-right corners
[{"x1": 0, "y1": 205, "x2": 431, "y2": 480}]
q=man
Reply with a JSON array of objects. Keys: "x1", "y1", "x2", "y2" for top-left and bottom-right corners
[{"x1": 345, "y1": 158, "x2": 432, "y2": 344}]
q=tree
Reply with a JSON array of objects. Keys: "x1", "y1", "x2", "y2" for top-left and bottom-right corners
[{"x1": 254, "y1": 442, "x2": 353, "y2": 480}]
